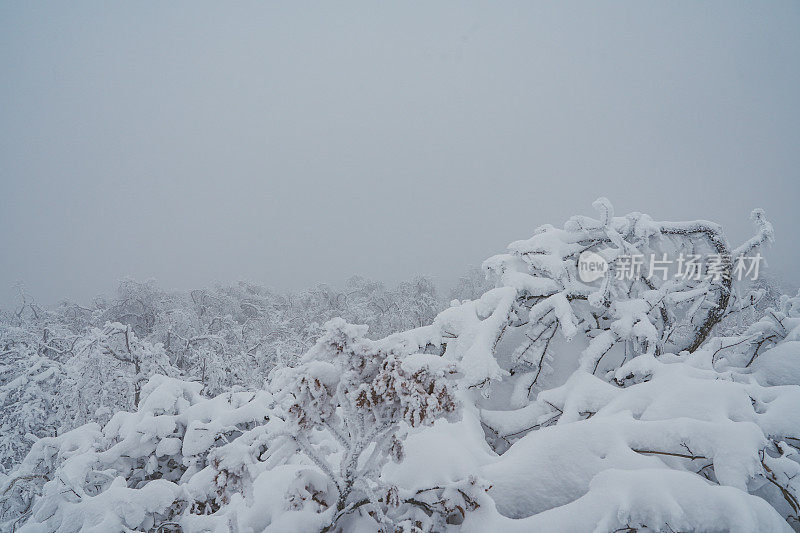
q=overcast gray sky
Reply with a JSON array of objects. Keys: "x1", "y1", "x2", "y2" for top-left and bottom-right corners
[{"x1": 1, "y1": 1, "x2": 798, "y2": 306}]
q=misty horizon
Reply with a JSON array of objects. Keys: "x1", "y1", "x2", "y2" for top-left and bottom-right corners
[{"x1": 2, "y1": 2, "x2": 799, "y2": 307}]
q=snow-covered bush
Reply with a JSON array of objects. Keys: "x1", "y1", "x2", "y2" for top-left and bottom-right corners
[
  {"x1": 1, "y1": 321, "x2": 467, "y2": 532},
  {"x1": 3, "y1": 199, "x2": 799, "y2": 532},
  {"x1": 1, "y1": 375, "x2": 273, "y2": 531},
  {"x1": 0, "y1": 345, "x2": 63, "y2": 474},
  {"x1": 0, "y1": 275, "x2": 446, "y2": 470},
  {"x1": 0, "y1": 306, "x2": 78, "y2": 474},
  {"x1": 478, "y1": 327, "x2": 800, "y2": 530},
  {"x1": 61, "y1": 323, "x2": 180, "y2": 427},
  {"x1": 270, "y1": 318, "x2": 461, "y2": 531}
]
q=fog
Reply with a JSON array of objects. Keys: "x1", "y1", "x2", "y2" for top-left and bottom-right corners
[{"x1": 1, "y1": 1, "x2": 798, "y2": 306}]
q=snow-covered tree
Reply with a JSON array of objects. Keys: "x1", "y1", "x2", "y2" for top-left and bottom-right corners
[
  {"x1": 60, "y1": 323, "x2": 180, "y2": 426},
  {"x1": 0, "y1": 342, "x2": 63, "y2": 474}
]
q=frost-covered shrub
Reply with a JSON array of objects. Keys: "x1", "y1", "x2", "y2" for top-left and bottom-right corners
[
  {"x1": 61, "y1": 323, "x2": 180, "y2": 427},
  {"x1": 1, "y1": 375, "x2": 274, "y2": 531},
  {"x1": 484, "y1": 198, "x2": 773, "y2": 390},
  {"x1": 0, "y1": 275, "x2": 447, "y2": 470},
  {"x1": 0, "y1": 315, "x2": 77, "y2": 474},
  {"x1": 270, "y1": 318, "x2": 461, "y2": 531},
  {"x1": 1, "y1": 321, "x2": 466, "y2": 532},
  {"x1": 480, "y1": 329, "x2": 800, "y2": 529},
  {"x1": 4, "y1": 200, "x2": 799, "y2": 533},
  {"x1": 0, "y1": 346, "x2": 63, "y2": 474}
]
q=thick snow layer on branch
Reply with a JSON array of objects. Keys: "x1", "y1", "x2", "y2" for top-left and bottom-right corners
[{"x1": 462, "y1": 468, "x2": 791, "y2": 533}]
